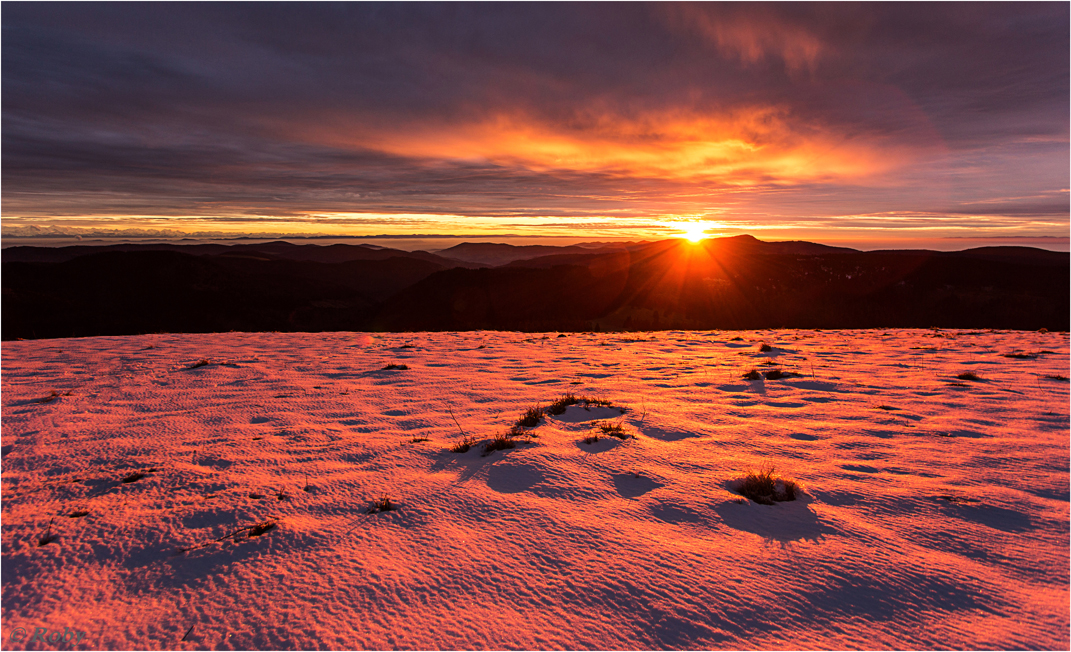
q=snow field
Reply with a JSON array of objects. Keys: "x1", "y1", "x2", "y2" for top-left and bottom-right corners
[{"x1": 1, "y1": 329, "x2": 1068, "y2": 649}]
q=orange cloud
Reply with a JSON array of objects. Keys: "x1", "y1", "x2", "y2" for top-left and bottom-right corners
[
  {"x1": 656, "y1": 4, "x2": 831, "y2": 73},
  {"x1": 303, "y1": 105, "x2": 924, "y2": 188}
]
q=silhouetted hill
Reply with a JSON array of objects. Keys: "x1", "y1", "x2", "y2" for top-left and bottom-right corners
[
  {"x1": 2, "y1": 251, "x2": 445, "y2": 338},
  {"x1": 376, "y1": 238, "x2": 1068, "y2": 331},
  {"x1": 0, "y1": 241, "x2": 464, "y2": 266},
  {"x1": 433, "y1": 242, "x2": 626, "y2": 266},
  {"x1": 2, "y1": 237, "x2": 1067, "y2": 338}
]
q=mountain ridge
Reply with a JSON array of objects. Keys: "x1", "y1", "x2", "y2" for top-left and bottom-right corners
[{"x1": 3, "y1": 236, "x2": 1066, "y2": 338}]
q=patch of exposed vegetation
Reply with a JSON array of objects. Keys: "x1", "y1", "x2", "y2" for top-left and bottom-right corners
[
  {"x1": 742, "y1": 369, "x2": 762, "y2": 381},
  {"x1": 956, "y1": 371, "x2": 982, "y2": 381},
  {"x1": 516, "y1": 405, "x2": 545, "y2": 427},
  {"x1": 597, "y1": 422, "x2": 631, "y2": 440},
  {"x1": 483, "y1": 432, "x2": 517, "y2": 456},
  {"x1": 382, "y1": 363, "x2": 409, "y2": 370},
  {"x1": 545, "y1": 393, "x2": 616, "y2": 415},
  {"x1": 450, "y1": 435, "x2": 478, "y2": 453},
  {"x1": 735, "y1": 465, "x2": 798, "y2": 505},
  {"x1": 936, "y1": 494, "x2": 980, "y2": 505},
  {"x1": 248, "y1": 521, "x2": 276, "y2": 537},
  {"x1": 366, "y1": 496, "x2": 395, "y2": 514},
  {"x1": 763, "y1": 368, "x2": 801, "y2": 380}
]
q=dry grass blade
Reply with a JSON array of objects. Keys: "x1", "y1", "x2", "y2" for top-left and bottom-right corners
[
  {"x1": 176, "y1": 519, "x2": 278, "y2": 553},
  {"x1": 38, "y1": 517, "x2": 58, "y2": 546}
]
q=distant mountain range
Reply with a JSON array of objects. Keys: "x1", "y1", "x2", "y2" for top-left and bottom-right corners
[{"x1": 3, "y1": 235, "x2": 1067, "y2": 339}]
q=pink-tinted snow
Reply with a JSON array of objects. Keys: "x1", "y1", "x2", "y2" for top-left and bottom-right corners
[{"x1": 2, "y1": 329, "x2": 1068, "y2": 649}]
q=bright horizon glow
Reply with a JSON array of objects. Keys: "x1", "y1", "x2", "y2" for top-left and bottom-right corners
[{"x1": 681, "y1": 223, "x2": 709, "y2": 242}]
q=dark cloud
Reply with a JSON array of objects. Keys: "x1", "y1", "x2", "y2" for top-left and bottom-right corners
[{"x1": 2, "y1": 2, "x2": 1067, "y2": 240}]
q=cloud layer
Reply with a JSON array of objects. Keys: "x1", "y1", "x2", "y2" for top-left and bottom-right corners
[{"x1": 2, "y1": 3, "x2": 1067, "y2": 243}]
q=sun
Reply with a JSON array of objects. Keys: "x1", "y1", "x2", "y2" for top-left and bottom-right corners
[{"x1": 680, "y1": 223, "x2": 707, "y2": 243}]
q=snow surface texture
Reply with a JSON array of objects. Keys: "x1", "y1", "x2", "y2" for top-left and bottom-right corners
[{"x1": 2, "y1": 329, "x2": 1068, "y2": 650}]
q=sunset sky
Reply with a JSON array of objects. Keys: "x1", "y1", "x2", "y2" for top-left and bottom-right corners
[{"x1": 3, "y1": 3, "x2": 1068, "y2": 249}]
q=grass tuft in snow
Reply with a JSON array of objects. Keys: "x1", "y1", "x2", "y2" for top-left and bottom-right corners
[
  {"x1": 248, "y1": 521, "x2": 276, "y2": 537},
  {"x1": 763, "y1": 368, "x2": 800, "y2": 380},
  {"x1": 597, "y1": 422, "x2": 631, "y2": 440},
  {"x1": 189, "y1": 359, "x2": 211, "y2": 369},
  {"x1": 937, "y1": 494, "x2": 980, "y2": 504},
  {"x1": 1003, "y1": 351, "x2": 1038, "y2": 359},
  {"x1": 736, "y1": 464, "x2": 798, "y2": 505},
  {"x1": 366, "y1": 496, "x2": 395, "y2": 514},
  {"x1": 508, "y1": 424, "x2": 536, "y2": 441},
  {"x1": 121, "y1": 471, "x2": 146, "y2": 484},
  {"x1": 1044, "y1": 374, "x2": 1069, "y2": 382},
  {"x1": 409, "y1": 436, "x2": 431, "y2": 443},
  {"x1": 742, "y1": 369, "x2": 762, "y2": 381},
  {"x1": 450, "y1": 435, "x2": 478, "y2": 453},
  {"x1": 956, "y1": 371, "x2": 982, "y2": 381},
  {"x1": 545, "y1": 393, "x2": 616, "y2": 416},
  {"x1": 758, "y1": 342, "x2": 773, "y2": 352},
  {"x1": 582, "y1": 435, "x2": 600, "y2": 445},
  {"x1": 545, "y1": 394, "x2": 577, "y2": 416},
  {"x1": 382, "y1": 363, "x2": 409, "y2": 370},
  {"x1": 517, "y1": 405, "x2": 545, "y2": 427},
  {"x1": 483, "y1": 431, "x2": 517, "y2": 456}
]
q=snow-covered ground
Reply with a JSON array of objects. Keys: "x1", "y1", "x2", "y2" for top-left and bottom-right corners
[{"x1": 2, "y1": 329, "x2": 1068, "y2": 650}]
